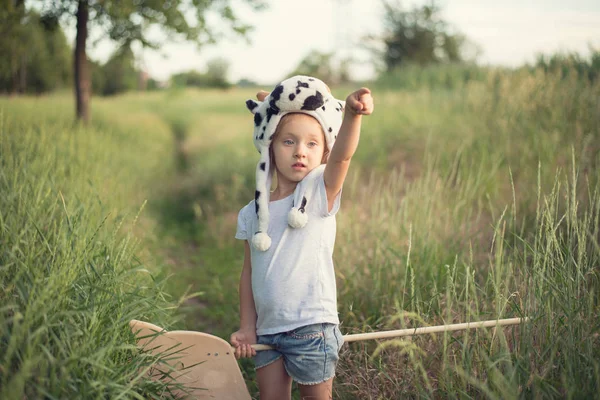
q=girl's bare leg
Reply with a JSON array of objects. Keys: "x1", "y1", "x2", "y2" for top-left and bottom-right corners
[
  {"x1": 256, "y1": 358, "x2": 293, "y2": 400},
  {"x1": 298, "y1": 377, "x2": 334, "y2": 400}
]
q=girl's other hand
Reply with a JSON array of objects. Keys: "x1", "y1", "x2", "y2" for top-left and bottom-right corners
[
  {"x1": 346, "y1": 88, "x2": 374, "y2": 116},
  {"x1": 256, "y1": 90, "x2": 269, "y2": 101},
  {"x1": 230, "y1": 328, "x2": 257, "y2": 359}
]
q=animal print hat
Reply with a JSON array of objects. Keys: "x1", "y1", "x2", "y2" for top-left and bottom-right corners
[{"x1": 245, "y1": 75, "x2": 345, "y2": 251}]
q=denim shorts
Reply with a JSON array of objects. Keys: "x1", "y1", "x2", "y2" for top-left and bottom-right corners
[{"x1": 254, "y1": 323, "x2": 344, "y2": 385}]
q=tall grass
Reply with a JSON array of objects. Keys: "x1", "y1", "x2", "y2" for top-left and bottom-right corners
[
  {"x1": 0, "y1": 95, "x2": 183, "y2": 399},
  {"x1": 335, "y1": 155, "x2": 600, "y2": 398},
  {"x1": 330, "y1": 64, "x2": 600, "y2": 399}
]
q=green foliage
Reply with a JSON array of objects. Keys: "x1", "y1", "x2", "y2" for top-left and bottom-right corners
[
  {"x1": 288, "y1": 50, "x2": 353, "y2": 84},
  {"x1": 37, "y1": 0, "x2": 265, "y2": 50},
  {"x1": 0, "y1": 6, "x2": 71, "y2": 93},
  {"x1": 98, "y1": 46, "x2": 139, "y2": 95},
  {"x1": 533, "y1": 48, "x2": 600, "y2": 83},
  {"x1": 171, "y1": 58, "x2": 231, "y2": 89},
  {"x1": 89, "y1": 58, "x2": 106, "y2": 94},
  {"x1": 375, "y1": 62, "x2": 488, "y2": 90},
  {"x1": 377, "y1": 0, "x2": 471, "y2": 71}
]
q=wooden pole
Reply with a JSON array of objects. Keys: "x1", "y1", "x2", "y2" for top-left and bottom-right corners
[{"x1": 251, "y1": 317, "x2": 528, "y2": 351}]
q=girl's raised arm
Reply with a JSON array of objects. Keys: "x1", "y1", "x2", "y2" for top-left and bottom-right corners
[{"x1": 324, "y1": 88, "x2": 374, "y2": 210}]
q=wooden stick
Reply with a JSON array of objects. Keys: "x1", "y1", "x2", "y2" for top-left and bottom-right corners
[{"x1": 250, "y1": 317, "x2": 528, "y2": 351}]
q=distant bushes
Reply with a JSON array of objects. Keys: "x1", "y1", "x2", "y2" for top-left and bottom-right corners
[
  {"x1": 170, "y1": 58, "x2": 232, "y2": 90},
  {"x1": 374, "y1": 62, "x2": 488, "y2": 90},
  {"x1": 375, "y1": 49, "x2": 600, "y2": 91},
  {"x1": 533, "y1": 49, "x2": 600, "y2": 83}
]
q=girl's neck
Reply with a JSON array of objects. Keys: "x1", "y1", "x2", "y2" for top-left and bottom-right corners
[{"x1": 270, "y1": 171, "x2": 298, "y2": 201}]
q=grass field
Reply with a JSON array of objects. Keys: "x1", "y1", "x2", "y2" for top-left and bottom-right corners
[{"x1": 1, "y1": 65, "x2": 599, "y2": 399}]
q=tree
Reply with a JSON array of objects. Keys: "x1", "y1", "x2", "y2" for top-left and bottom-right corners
[
  {"x1": 205, "y1": 57, "x2": 231, "y2": 89},
  {"x1": 288, "y1": 50, "x2": 354, "y2": 85},
  {"x1": 0, "y1": 2, "x2": 71, "y2": 94},
  {"x1": 376, "y1": 0, "x2": 472, "y2": 72},
  {"x1": 35, "y1": 0, "x2": 265, "y2": 123},
  {"x1": 100, "y1": 46, "x2": 138, "y2": 96},
  {"x1": 170, "y1": 57, "x2": 231, "y2": 89}
]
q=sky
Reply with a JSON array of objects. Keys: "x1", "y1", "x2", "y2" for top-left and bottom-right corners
[{"x1": 68, "y1": 0, "x2": 600, "y2": 85}]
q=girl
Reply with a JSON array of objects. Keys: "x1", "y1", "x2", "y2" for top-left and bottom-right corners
[{"x1": 230, "y1": 75, "x2": 374, "y2": 400}]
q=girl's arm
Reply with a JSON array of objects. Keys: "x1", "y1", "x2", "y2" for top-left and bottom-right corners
[
  {"x1": 324, "y1": 88, "x2": 374, "y2": 210},
  {"x1": 230, "y1": 241, "x2": 257, "y2": 358},
  {"x1": 239, "y1": 241, "x2": 256, "y2": 329}
]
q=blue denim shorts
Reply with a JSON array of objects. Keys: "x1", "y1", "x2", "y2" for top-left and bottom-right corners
[{"x1": 254, "y1": 323, "x2": 344, "y2": 385}]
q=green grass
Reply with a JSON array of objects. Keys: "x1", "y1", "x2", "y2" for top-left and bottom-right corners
[
  {"x1": 0, "y1": 95, "x2": 182, "y2": 398},
  {"x1": 1, "y1": 66, "x2": 599, "y2": 399}
]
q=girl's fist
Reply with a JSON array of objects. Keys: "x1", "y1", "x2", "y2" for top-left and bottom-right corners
[{"x1": 346, "y1": 88, "x2": 374, "y2": 116}]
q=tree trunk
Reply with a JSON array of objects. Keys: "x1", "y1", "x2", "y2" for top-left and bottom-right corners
[{"x1": 74, "y1": 0, "x2": 90, "y2": 123}]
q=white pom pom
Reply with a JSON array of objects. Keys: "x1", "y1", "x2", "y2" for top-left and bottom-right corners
[
  {"x1": 252, "y1": 232, "x2": 271, "y2": 251},
  {"x1": 288, "y1": 207, "x2": 308, "y2": 228}
]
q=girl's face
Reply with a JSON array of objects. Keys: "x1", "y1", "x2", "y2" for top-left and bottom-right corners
[{"x1": 271, "y1": 113, "x2": 326, "y2": 184}]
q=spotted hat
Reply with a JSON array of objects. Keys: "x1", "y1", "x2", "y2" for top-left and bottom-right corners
[{"x1": 245, "y1": 75, "x2": 345, "y2": 251}]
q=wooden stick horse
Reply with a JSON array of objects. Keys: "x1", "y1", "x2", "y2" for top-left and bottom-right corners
[{"x1": 129, "y1": 317, "x2": 527, "y2": 399}]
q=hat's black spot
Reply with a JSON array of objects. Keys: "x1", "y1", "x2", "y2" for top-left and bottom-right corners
[
  {"x1": 266, "y1": 105, "x2": 279, "y2": 123},
  {"x1": 328, "y1": 127, "x2": 332, "y2": 132},
  {"x1": 246, "y1": 99, "x2": 258, "y2": 112},
  {"x1": 255, "y1": 191, "x2": 261, "y2": 214},
  {"x1": 260, "y1": 162, "x2": 266, "y2": 171},
  {"x1": 269, "y1": 134, "x2": 274, "y2": 140},
  {"x1": 296, "y1": 89, "x2": 301, "y2": 94},
  {"x1": 262, "y1": 126, "x2": 266, "y2": 131},
  {"x1": 301, "y1": 91, "x2": 324, "y2": 111},
  {"x1": 299, "y1": 196, "x2": 307, "y2": 212},
  {"x1": 296, "y1": 80, "x2": 309, "y2": 89},
  {"x1": 269, "y1": 85, "x2": 284, "y2": 108},
  {"x1": 289, "y1": 93, "x2": 295, "y2": 101},
  {"x1": 335, "y1": 135, "x2": 337, "y2": 139},
  {"x1": 254, "y1": 112, "x2": 263, "y2": 127},
  {"x1": 259, "y1": 132, "x2": 264, "y2": 140},
  {"x1": 322, "y1": 106, "x2": 326, "y2": 111},
  {"x1": 308, "y1": 78, "x2": 315, "y2": 81}
]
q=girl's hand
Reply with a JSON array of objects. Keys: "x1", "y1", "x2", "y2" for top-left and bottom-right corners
[
  {"x1": 230, "y1": 328, "x2": 257, "y2": 359},
  {"x1": 346, "y1": 88, "x2": 374, "y2": 116},
  {"x1": 256, "y1": 90, "x2": 269, "y2": 101}
]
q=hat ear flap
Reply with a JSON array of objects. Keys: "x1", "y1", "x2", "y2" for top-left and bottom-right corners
[
  {"x1": 288, "y1": 165, "x2": 326, "y2": 229},
  {"x1": 246, "y1": 99, "x2": 261, "y2": 114},
  {"x1": 252, "y1": 149, "x2": 272, "y2": 251}
]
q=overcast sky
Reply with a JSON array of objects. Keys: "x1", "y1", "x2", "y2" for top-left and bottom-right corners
[{"x1": 73, "y1": 0, "x2": 600, "y2": 85}]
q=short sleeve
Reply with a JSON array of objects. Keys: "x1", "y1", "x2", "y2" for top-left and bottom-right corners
[
  {"x1": 315, "y1": 171, "x2": 342, "y2": 217},
  {"x1": 235, "y1": 204, "x2": 250, "y2": 240}
]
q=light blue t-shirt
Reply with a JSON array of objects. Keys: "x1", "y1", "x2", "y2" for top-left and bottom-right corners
[{"x1": 235, "y1": 168, "x2": 342, "y2": 336}]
